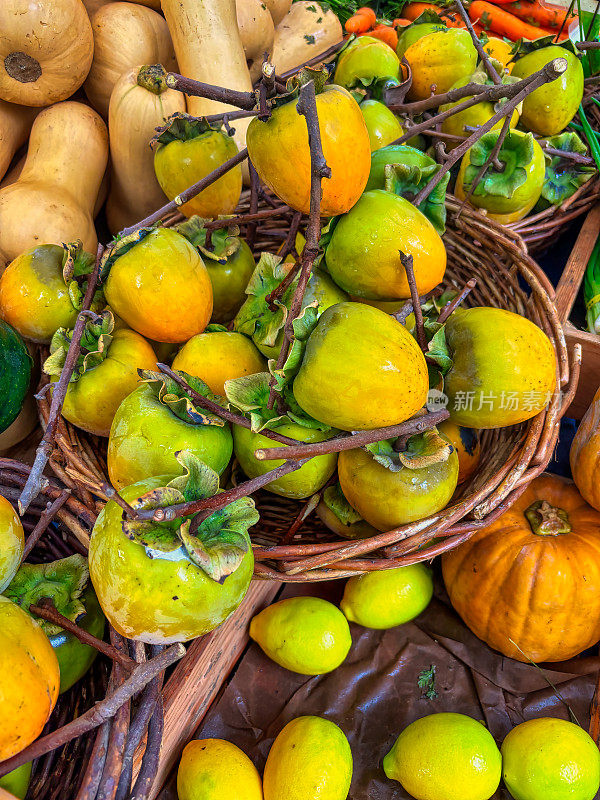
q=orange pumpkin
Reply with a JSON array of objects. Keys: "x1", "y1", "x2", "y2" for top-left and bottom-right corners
[
  {"x1": 570, "y1": 384, "x2": 600, "y2": 511},
  {"x1": 442, "y1": 473, "x2": 600, "y2": 663}
]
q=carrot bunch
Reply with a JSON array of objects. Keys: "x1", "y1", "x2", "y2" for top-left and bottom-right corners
[
  {"x1": 468, "y1": 0, "x2": 575, "y2": 41},
  {"x1": 344, "y1": 6, "x2": 409, "y2": 48}
]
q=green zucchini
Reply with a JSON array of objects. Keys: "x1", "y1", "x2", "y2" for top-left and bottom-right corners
[{"x1": 0, "y1": 319, "x2": 33, "y2": 434}]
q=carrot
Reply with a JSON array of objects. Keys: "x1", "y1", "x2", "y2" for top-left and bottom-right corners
[
  {"x1": 357, "y1": 6, "x2": 377, "y2": 25},
  {"x1": 345, "y1": 10, "x2": 375, "y2": 33},
  {"x1": 402, "y1": 2, "x2": 445, "y2": 20},
  {"x1": 369, "y1": 23, "x2": 399, "y2": 48},
  {"x1": 393, "y1": 17, "x2": 412, "y2": 27},
  {"x1": 504, "y1": 0, "x2": 577, "y2": 29},
  {"x1": 468, "y1": 1, "x2": 556, "y2": 40},
  {"x1": 401, "y1": 2, "x2": 467, "y2": 27}
]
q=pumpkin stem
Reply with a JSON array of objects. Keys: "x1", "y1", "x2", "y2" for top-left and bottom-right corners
[{"x1": 525, "y1": 500, "x2": 572, "y2": 536}]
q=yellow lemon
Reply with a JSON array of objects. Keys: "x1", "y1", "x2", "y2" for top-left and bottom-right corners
[
  {"x1": 340, "y1": 564, "x2": 433, "y2": 629},
  {"x1": 383, "y1": 712, "x2": 502, "y2": 800},
  {"x1": 264, "y1": 716, "x2": 352, "y2": 800},
  {"x1": 501, "y1": 718, "x2": 600, "y2": 800},
  {"x1": 177, "y1": 739, "x2": 263, "y2": 800},
  {"x1": 249, "y1": 597, "x2": 352, "y2": 675}
]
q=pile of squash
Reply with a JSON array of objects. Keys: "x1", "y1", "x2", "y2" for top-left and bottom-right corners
[{"x1": 0, "y1": 0, "x2": 342, "y2": 258}]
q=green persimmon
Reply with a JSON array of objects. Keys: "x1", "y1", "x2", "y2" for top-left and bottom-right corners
[
  {"x1": 233, "y1": 422, "x2": 337, "y2": 500},
  {"x1": 444, "y1": 307, "x2": 557, "y2": 428},
  {"x1": 511, "y1": 46, "x2": 583, "y2": 136}
]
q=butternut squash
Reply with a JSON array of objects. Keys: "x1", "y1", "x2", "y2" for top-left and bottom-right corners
[
  {"x1": 107, "y1": 65, "x2": 186, "y2": 234},
  {"x1": 0, "y1": 0, "x2": 94, "y2": 107},
  {"x1": 83, "y1": 0, "x2": 161, "y2": 12},
  {"x1": 0, "y1": 101, "x2": 37, "y2": 181},
  {"x1": 0, "y1": 102, "x2": 108, "y2": 264},
  {"x1": 85, "y1": 3, "x2": 177, "y2": 117},
  {"x1": 1, "y1": 155, "x2": 109, "y2": 220},
  {"x1": 237, "y1": 0, "x2": 275, "y2": 81},
  {"x1": 161, "y1": 0, "x2": 253, "y2": 156},
  {"x1": 263, "y1": 0, "x2": 292, "y2": 26},
  {"x1": 271, "y1": 1, "x2": 343, "y2": 76}
]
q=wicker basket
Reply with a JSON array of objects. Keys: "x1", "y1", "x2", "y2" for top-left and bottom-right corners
[{"x1": 37, "y1": 194, "x2": 576, "y2": 584}]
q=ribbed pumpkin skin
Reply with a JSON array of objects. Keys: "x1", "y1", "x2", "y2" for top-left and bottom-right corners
[
  {"x1": 570, "y1": 385, "x2": 600, "y2": 511},
  {"x1": 442, "y1": 474, "x2": 600, "y2": 662}
]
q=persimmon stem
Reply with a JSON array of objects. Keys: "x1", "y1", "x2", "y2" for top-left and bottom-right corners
[
  {"x1": 254, "y1": 409, "x2": 449, "y2": 461},
  {"x1": 18, "y1": 245, "x2": 104, "y2": 515},
  {"x1": 402, "y1": 253, "x2": 427, "y2": 351},
  {"x1": 30, "y1": 598, "x2": 135, "y2": 671},
  {"x1": 266, "y1": 79, "x2": 330, "y2": 410}
]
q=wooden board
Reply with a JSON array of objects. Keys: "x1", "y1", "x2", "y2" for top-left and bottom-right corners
[
  {"x1": 555, "y1": 204, "x2": 600, "y2": 420},
  {"x1": 132, "y1": 579, "x2": 281, "y2": 799}
]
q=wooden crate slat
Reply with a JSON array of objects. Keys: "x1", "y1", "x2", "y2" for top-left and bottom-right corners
[{"x1": 132, "y1": 579, "x2": 281, "y2": 799}]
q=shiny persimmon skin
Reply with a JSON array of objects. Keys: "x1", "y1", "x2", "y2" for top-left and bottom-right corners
[
  {"x1": 444, "y1": 307, "x2": 556, "y2": 429},
  {"x1": 154, "y1": 131, "x2": 242, "y2": 219},
  {"x1": 247, "y1": 85, "x2": 371, "y2": 216},
  {"x1": 338, "y1": 446, "x2": 459, "y2": 531},
  {"x1": 0, "y1": 245, "x2": 77, "y2": 344},
  {"x1": 206, "y1": 239, "x2": 255, "y2": 324},
  {"x1": 104, "y1": 228, "x2": 213, "y2": 343},
  {"x1": 233, "y1": 422, "x2": 338, "y2": 500},
  {"x1": 0, "y1": 596, "x2": 60, "y2": 760},
  {"x1": 172, "y1": 331, "x2": 266, "y2": 397},
  {"x1": 89, "y1": 477, "x2": 254, "y2": 644},
  {"x1": 293, "y1": 302, "x2": 429, "y2": 431},
  {"x1": 325, "y1": 190, "x2": 446, "y2": 300},
  {"x1": 401, "y1": 27, "x2": 478, "y2": 101},
  {"x1": 58, "y1": 328, "x2": 157, "y2": 437},
  {"x1": 0, "y1": 496, "x2": 24, "y2": 593},
  {"x1": 107, "y1": 384, "x2": 233, "y2": 489}
]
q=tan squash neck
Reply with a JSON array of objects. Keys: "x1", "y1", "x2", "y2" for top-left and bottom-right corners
[{"x1": 525, "y1": 500, "x2": 572, "y2": 536}]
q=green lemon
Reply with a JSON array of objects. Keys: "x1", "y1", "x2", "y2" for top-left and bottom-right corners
[
  {"x1": 501, "y1": 718, "x2": 600, "y2": 800},
  {"x1": 340, "y1": 564, "x2": 433, "y2": 629},
  {"x1": 383, "y1": 713, "x2": 502, "y2": 800},
  {"x1": 249, "y1": 597, "x2": 352, "y2": 675},
  {"x1": 263, "y1": 716, "x2": 353, "y2": 800}
]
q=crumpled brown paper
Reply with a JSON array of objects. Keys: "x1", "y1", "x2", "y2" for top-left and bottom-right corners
[{"x1": 159, "y1": 582, "x2": 600, "y2": 800}]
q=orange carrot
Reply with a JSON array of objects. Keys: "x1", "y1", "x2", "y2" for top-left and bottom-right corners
[
  {"x1": 357, "y1": 6, "x2": 377, "y2": 25},
  {"x1": 402, "y1": 2, "x2": 469, "y2": 27},
  {"x1": 393, "y1": 17, "x2": 412, "y2": 27},
  {"x1": 468, "y1": 1, "x2": 556, "y2": 40},
  {"x1": 345, "y1": 11, "x2": 374, "y2": 33},
  {"x1": 504, "y1": 0, "x2": 577, "y2": 30},
  {"x1": 402, "y1": 2, "x2": 446, "y2": 20},
  {"x1": 368, "y1": 23, "x2": 399, "y2": 48}
]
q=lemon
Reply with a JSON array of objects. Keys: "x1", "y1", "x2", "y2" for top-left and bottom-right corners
[
  {"x1": 340, "y1": 564, "x2": 433, "y2": 629},
  {"x1": 249, "y1": 597, "x2": 352, "y2": 675},
  {"x1": 501, "y1": 718, "x2": 600, "y2": 800},
  {"x1": 176, "y1": 739, "x2": 263, "y2": 800},
  {"x1": 263, "y1": 716, "x2": 352, "y2": 800},
  {"x1": 383, "y1": 712, "x2": 502, "y2": 800}
]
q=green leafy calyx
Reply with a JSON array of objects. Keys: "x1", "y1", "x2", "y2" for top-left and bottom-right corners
[
  {"x1": 121, "y1": 451, "x2": 256, "y2": 582},
  {"x1": 463, "y1": 130, "x2": 536, "y2": 199},
  {"x1": 44, "y1": 309, "x2": 115, "y2": 383},
  {"x1": 365, "y1": 428, "x2": 453, "y2": 472},
  {"x1": 5, "y1": 554, "x2": 90, "y2": 636},
  {"x1": 139, "y1": 369, "x2": 226, "y2": 427},
  {"x1": 152, "y1": 112, "x2": 229, "y2": 148},
  {"x1": 175, "y1": 216, "x2": 241, "y2": 263},
  {"x1": 542, "y1": 132, "x2": 596, "y2": 206}
]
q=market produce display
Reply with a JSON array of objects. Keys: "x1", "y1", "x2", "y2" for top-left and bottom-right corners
[{"x1": 0, "y1": 0, "x2": 599, "y2": 798}]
